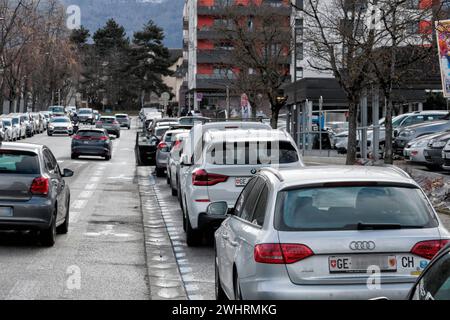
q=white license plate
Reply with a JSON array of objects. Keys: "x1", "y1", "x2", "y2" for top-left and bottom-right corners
[
  {"x1": 444, "y1": 152, "x2": 450, "y2": 159},
  {"x1": 329, "y1": 255, "x2": 397, "y2": 273},
  {"x1": 235, "y1": 177, "x2": 250, "y2": 187},
  {"x1": 0, "y1": 207, "x2": 13, "y2": 217}
]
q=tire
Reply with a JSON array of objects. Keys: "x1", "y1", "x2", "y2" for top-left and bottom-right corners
[
  {"x1": 47, "y1": 133, "x2": 52, "y2": 136},
  {"x1": 186, "y1": 207, "x2": 202, "y2": 247},
  {"x1": 171, "y1": 186, "x2": 177, "y2": 197},
  {"x1": 40, "y1": 212, "x2": 56, "y2": 247},
  {"x1": 116, "y1": 132, "x2": 120, "y2": 138},
  {"x1": 215, "y1": 249, "x2": 227, "y2": 300},
  {"x1": 426, "y1": 164, "x2": 442, "y2": 171},
  {"x1": 56, "y1": 202, "x2": 69, "y2": 234},
  {"x1": 105, "y1": 155, "x2": 111, "y2": 161},
  {"x1": 155, "y1": 167, "x2": 165, "y2": 177},
  {"x1": 71, "y1": 154, "x2": 78, "y2": 160}
]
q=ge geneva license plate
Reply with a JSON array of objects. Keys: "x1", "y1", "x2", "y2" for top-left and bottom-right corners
[
  {"x1": 329, "y1": 255, "x2": 397, "y2": 273},
  {"x1": 235, "y1": 177, "x2": 250, "y2": 187},
  {"x1": 0, "y1": 207, "x2": 13, "y2": 217}
]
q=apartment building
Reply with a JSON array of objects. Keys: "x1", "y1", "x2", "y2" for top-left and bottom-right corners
[{"x1": 181, "y1": 0, "x2": 293, "y2": 115}]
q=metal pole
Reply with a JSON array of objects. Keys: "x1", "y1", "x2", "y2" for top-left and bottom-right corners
[
  {"x1": 372, "y1": 86, "x2": 380, "y2": 161},
  {"x1": 361, "y1": 89, "x2": 368, "y2": 160},
  {"x1": 319, "y1": 96, "x2": 323, "y2": 152},
  {"x1": 226, "y1": 85, "x2": 230, "y2": 119}
]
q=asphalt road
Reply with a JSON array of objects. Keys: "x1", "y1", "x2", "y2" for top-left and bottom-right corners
[{"x1": 0, "y1": 123, "x2": 150, "y2": 300}]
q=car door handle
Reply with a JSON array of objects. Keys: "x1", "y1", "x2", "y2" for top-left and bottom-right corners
[{"x1": 230, "y1": 240, "x2": 239, "y2": 247}]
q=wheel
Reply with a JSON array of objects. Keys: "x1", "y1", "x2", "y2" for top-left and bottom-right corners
[
  {"x1": 47, "y1": 133, "x2": 52, "y2": 136},
  {"x1": 71, "y1": 154, "x2": 78, "y2": 160},
  {"x1": 105, "y1": 155, "x2": 111, "y2": 161},
  {"x1": 155, "y1": 167, "x2": 165, "y2": 177},
  {"x1": 215, "y1": 249, "x2": 227, "y2": 300},
  {"x1": 128, "y1": 126, "x2": 131, "y2": 130},
  {"x1": 56, "y1": 202, "x2": 69, "y2": 234},
  {"x1": 186, "y1": 207, "x2": 202, "y2": 247},
  {"x1": 116, "y1": 132, "x2": 120, "y2": 138},
  {"x1": 171, "y1": 184, "x2": 177, "y2": 197},
  {"x1": 40, "y1": 212, "x2": 56, "y2": 247}
]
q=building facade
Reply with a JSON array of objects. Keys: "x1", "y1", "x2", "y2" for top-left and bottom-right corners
[{"x1": 181, "y1": 0, "x2": 293, "y2": 116}]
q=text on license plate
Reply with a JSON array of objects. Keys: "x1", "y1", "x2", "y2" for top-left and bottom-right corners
[
  {"x1": 235, "y1": 177, "x2": 250, "y2": 187},
  {"x1": 329, "y1": 255, "x2": 397, "y2": 273}
]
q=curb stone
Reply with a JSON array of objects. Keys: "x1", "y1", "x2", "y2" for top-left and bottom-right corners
[{"x1": 137, "y1": 166, "x2": 188, "y2": 300}]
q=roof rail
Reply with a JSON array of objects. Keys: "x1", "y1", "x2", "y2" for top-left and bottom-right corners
[{"x1": 258, "y1": 167, "x2": 284, "y2": 182}]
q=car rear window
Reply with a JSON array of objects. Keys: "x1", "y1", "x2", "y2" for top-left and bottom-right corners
[
  {"x1": 79, "y1": 110, "x2": 92, "y2": 114},
  {"x1": 51, "y1": 118, "x2": 70, "y2": 123},
  {"x1": 116, "y1": 115, "x2": 128, "y2": 119},
  {"x1": 101, "y1": 118, "x2": 115, "y2": 123},
  {"x1": 156, "y1": 127, "x2": 169, "y2": 137},
  {"x1": 206, "y1": 140, "x2": 299, "y2": 165},
  {"x1": 0, "y1": 150, "x2": 40, "y2": 174},
  {"x1": 77, "y1": 131, "x2": 106, "y2": 138},
  {"x1": 275, "y1": 185, "x2": 437, "y2": 231}
]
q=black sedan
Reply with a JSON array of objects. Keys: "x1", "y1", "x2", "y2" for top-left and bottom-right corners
[
  {"x1": 0, "y1": 142, "x2": 73, "y2": 246},
  {"x1": 71, "y1": 129, "x2": 112, "y2": 160}
]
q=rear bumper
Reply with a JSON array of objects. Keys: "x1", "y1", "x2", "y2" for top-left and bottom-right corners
[
  {"x1": 424, "y1": 148, "x2": 444, "y2": 165},
  {"x1": 72, "y1": 145, "x2": 110, "y2": 156},
  {"x1": 241, "y1": 277, "x2": 413, "y2": 300},
  {"x1": 0, "y1": 198, "x2": 53, "y2": 230},
  {"x1": 156, "y1": 152, "x2": 169, "y2": 168}
]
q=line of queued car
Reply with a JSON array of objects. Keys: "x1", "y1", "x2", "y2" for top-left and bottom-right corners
[
  {"x1": 0, "y1": 111, "x2": 50, "y2": 142},
  {"x1": 140, "y1": 112, "x2": 450, "y2": 300}
]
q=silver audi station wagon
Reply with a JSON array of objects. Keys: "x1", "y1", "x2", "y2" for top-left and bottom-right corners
[{"x1": 213, "y1": 166, "x2": 450, "y2": 300}]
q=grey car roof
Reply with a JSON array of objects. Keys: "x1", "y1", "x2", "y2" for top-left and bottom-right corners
[
  {"x1": 262, "y1": 166, "x2": 416, "y2": 188},
  {"x1": 204, "y1": 128, "x2": 292, "y2": 143},
  {"x1": 0, "y1": 142, "x2": 43, "y2": 153}
]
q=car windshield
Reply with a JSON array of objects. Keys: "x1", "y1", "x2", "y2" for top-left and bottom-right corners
[
  {"x1": 275, "y1": 185, "x2": 437, "y2": 231},
  {"x1": 50, "y1": 107, "x2": 64, "y2": 113},
  {"x1": 51, "y1": 118, "x2": 70, "y2": 123},
  {"x1": 206, "y1": 140, "x2": 299, "y2": 165},
  {"x1": 115, "y1": 115, "x2": 128, "y2": 119},
  {"x1": 79, "y1": 110, "x2": 92, "y2": 114},
  {"x1": 156, "y1": 127, "x2": 169, "y2": 137},
  {"x1": 0, "y1": 150, "x2": 40, "y2": 174},
  {"x1": 12, "y1": 118, "x2": 18, "y2": 125},
  {"x1": 2, "y1": 120, "x2": 11, "y2": 126},
  {"x1": 179, "y1": 117, "x2": 208, "y2": 125}
]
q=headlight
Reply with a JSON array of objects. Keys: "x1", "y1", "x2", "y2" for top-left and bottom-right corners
[
  {"x1": 432, "y1": 141, "x2": 447, "y2": 148},
  {"x1": 49, "y1": 125, "x2": 54, "y2": 130},
  {"x1": 411, "y1": 140, "x2": 429, "y2": 148}
]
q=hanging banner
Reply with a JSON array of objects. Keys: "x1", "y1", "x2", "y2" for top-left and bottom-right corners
[
  {"x1": 436, "y1": 20, "x2": 450, "y2": 98},
  {"x1": 241, "y1": 93, "x2": 252, "y2": 119}
]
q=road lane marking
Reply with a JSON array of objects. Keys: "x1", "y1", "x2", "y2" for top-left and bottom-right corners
[
  {"x1": 79, "y1": 191, "x2": 94, "y2": 198},
  {"x1": 6, "y1": 280, "x2": 39, "y2": 300},
  {"x1": 71, "y1": 200, "x2": 87, "y2": 210},
  {"x1": 85, "y1": 184, "x2": 97, "y2": 190}
]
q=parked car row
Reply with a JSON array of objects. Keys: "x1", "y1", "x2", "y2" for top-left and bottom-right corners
[
  {"x1": 143, "y1": 115, "x2": 450, "y2": 300},
  {"x1": 0, "y1": 112, "x2": 50, "y2": 142}
]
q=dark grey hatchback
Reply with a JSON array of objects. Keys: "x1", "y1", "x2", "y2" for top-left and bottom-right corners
[
  {"x1": 71, "y1": 129, "x2": 112, "y2": 160},
  {"x1": 0, "y1": 142, "x2": 73, "y2": 246}
]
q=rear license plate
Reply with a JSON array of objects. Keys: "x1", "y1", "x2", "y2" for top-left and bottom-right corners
[
  {"x1": 235, "y1": 177, "x2": 250, "y2": 187},
  {"x1": 0, "y1": 207, "x2": 13, "y2": 217},
  {"x1": 329, "y1": 255, "x2": 397, "y2": 273}
]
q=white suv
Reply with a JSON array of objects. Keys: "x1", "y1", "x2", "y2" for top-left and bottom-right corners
[{"x1": 179, "y1": 126, "x2": 303, "y2": 246}]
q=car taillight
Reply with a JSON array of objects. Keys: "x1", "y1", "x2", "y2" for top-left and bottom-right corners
[
  {"x1": 30, "y1": 177, "x2": 49, "y2": 195},
  {"x1": 411, "y1": 240, "x2": 450, "y2": 260},
  {"x1": 113, "y1": 121, "x2": 119, "y2": 125},
  {"x1": 99, "y1": 136, "x2": 108, "y2": 141},
  {"x1": 192, "y1": 169, "x2": 228, "y2": 186},
  {"x1": 73, "y1": 135, "x2": 82, "y2": 140},
  {"x1": 96, "y1": 122, "x2": 102, "y2": 125},
  {"x1": 157, "y1": 142, "x2": 168, "y2": 150},
  {"x1": 254, "y1": 244, "x2": 314, "y2": 264},
  {"x1": 173, "y1": 140, "x2": 182, "y2": 149}
]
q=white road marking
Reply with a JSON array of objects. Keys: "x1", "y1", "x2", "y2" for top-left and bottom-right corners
[
  {"x1": 6, "y1": 280, "x2": 40, "y2": 300},
  {"x1": 85, "y1": 184, "x2": 97, "y2": 190},
  {"x1": 71, "y1": 199, "x2": 87, "y2": 210},
  {"x1": 79, "y1": 191, "x2": 94, "y2": 198},
  {"x1": 69, "y1": 212, "x2": 80, "y2": 223}
]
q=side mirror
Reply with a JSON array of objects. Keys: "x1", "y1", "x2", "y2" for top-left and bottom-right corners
[
  {"x1": 180, "y1": 154, "x2": 192, "y2": 166},
  {"x1": 62, "y1": 168, "x2": 74, "y2": 178},
  {"x1": 207, "y1": 202, "x2": 229, "y2": 216}
]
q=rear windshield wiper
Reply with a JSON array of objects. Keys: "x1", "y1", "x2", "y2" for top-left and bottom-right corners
[{"x1": 354, "y1": 223, "x2": 425, "y2": 230}]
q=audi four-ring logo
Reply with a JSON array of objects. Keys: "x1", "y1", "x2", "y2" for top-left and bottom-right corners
[{"x1": 349, "y1": 241, "x2": 376, "y2": 251}]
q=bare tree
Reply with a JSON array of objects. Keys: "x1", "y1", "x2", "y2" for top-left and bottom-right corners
[{"x1": 213, "y1": 0, "x2": 292, "y2": 128}]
